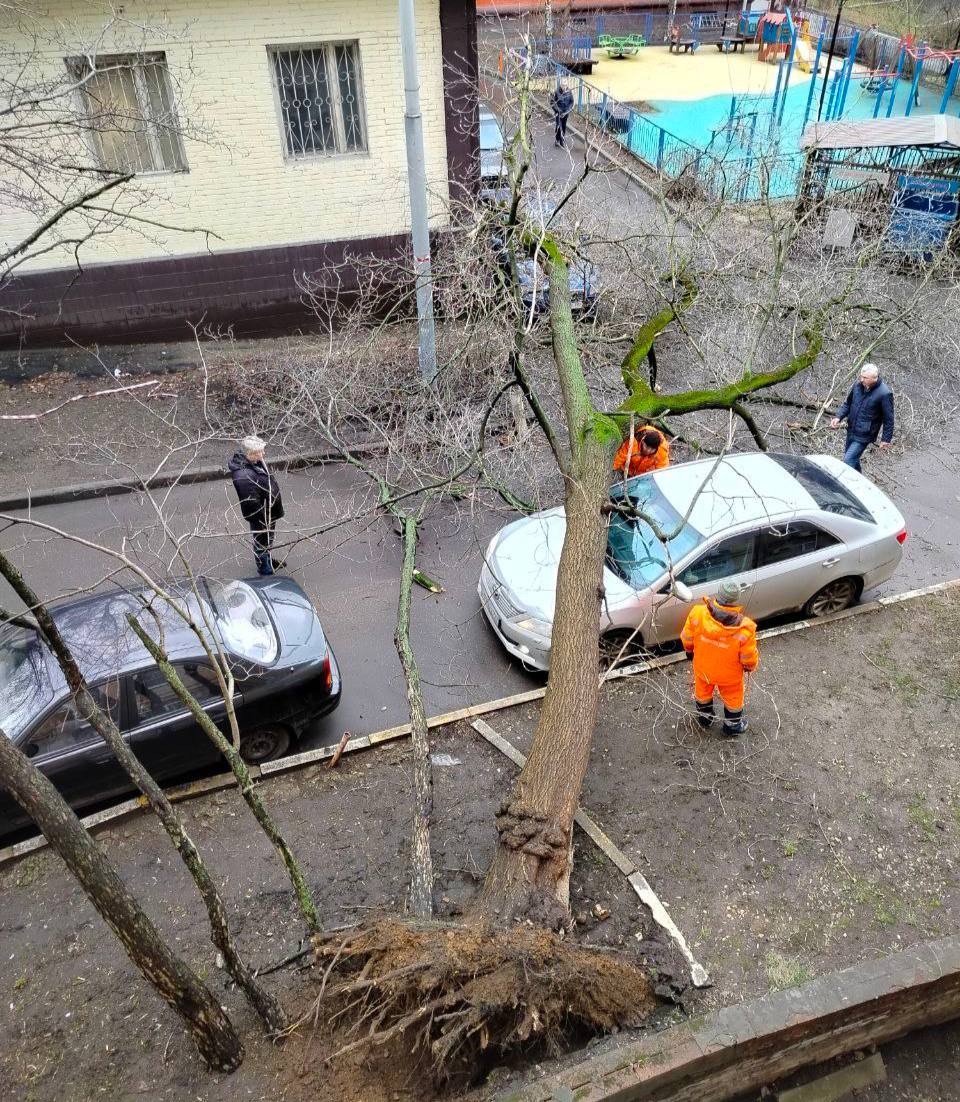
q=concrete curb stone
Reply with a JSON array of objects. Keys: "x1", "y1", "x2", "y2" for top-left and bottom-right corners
[{"x1": 0, "y1": 441, "x2": 382, "y2": 512}]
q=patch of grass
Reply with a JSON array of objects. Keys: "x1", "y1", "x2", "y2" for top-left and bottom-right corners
[
  {"x1": 764, "y1": 950, "x2": 813, "y2": 992},
  {"x1": 782, "y1": 839, "x2": 798, "y2": 858},
  {"x1": 13, "y1": 976, "x2": 27, "y2": 991},
  {"x1": 890, "y1": 671, "x2": 921, "y2": 703},
  {"x1": 908, "y1": 793, "x2": 937, "y2": 839},
  {"x1": 843, "y1": 874, "x2": 904, "y2": 930},
  {"x1": 875, "y1": 903, "x2": 898, "y2": 927}
]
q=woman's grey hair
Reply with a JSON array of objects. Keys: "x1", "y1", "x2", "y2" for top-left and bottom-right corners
[{"x1": 241, "y1": 434, "x2": 266, "y2": 456}]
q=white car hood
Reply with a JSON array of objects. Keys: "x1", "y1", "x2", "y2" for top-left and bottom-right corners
[{"x1": 488, "y1": 507, "x2": 637, "y2": 622}]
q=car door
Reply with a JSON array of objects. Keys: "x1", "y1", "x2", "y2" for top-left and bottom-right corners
[
  {"x1": 750, "y1": 519, "x2": 847, "y2": 617},
  {"x1": 18, "y1": 677, "x2": 129, "y2": 818},
  {"x1": 648, "y1": 528, "x2": 759, "y2": 643},
  {"x1": 123, "y1": 660, "x2": 232, "y2": 785}
]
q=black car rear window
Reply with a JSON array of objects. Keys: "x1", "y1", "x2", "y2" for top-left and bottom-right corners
[{"x1": 771, "y1": 453, "x2": 875, "y2": 524}]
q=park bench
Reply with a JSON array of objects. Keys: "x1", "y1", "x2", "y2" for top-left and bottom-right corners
[
  {"x1": 669, "y1": 38, "x2": 700, "y2": 55},
  {"x1": 598, "y1": 33, "x2": 645, "y2": 59},
  {"x1": 717, "y1": 36, "x2": 747, "y2": 53}
]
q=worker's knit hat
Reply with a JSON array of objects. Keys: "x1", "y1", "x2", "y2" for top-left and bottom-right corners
[{"x1": 714, "y1": 580, "x2": 744, "y2": 607}]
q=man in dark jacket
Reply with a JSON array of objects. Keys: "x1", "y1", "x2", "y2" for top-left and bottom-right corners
[
  {"x1": 229, "y1": 436, "x2": 285, "y2": 576},
  {"x1": 550, "y1": 83, "x2": 574, "y2": 148},
  {"x1": 830, "y1": 363, "x2": 894, "y2": 472}
]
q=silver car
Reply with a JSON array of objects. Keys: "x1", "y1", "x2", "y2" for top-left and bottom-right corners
[
  {"x1": 479, "y1": 452, "x2": 907, "y2": 670},
  {"x1": 480, "y1": 108, "x2": 506, "y2": 184}
]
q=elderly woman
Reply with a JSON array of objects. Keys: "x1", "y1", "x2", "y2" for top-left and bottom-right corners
[{"x1": 228, "y1": 435, "x2": 285, "y2": 576}]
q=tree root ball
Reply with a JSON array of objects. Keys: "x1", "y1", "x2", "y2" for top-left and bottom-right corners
[{"x1": 310, "y1": 917, "x2": 657, "y2": 1084}]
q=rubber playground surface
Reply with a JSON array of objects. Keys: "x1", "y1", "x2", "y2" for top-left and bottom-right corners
[{"x1": 580, "y1": 45, "x2": 948, "y2": 155}]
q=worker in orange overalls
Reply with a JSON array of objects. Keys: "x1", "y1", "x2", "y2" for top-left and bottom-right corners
[
  {"x1": 613, "y1": 426, "x2": 670, "y2": 479},
  {"x1": 680, "y1": 581, "x2": 759, "y2": 736}
]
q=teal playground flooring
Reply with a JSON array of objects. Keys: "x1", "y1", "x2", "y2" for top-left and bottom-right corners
[{"x1": 644, "y1": 78, "x2": 956, "y2": 198}]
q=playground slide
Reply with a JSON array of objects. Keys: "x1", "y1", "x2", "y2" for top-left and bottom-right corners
[{"x1": 796, "y1": 39, "x2": 815, "y2": 73}]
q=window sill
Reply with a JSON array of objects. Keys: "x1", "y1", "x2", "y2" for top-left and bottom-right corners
[{"x1": 281, "y1": 149, "x2": 371, "y2": 166}]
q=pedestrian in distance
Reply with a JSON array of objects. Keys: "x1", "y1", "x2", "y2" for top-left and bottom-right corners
[
  {"x1": 830, "y1": 362, "x2": 894, "y2": 472},
  {"x1": 680, "y1": 580, "x2": 759, "y2": 737},
  {"x1": 229, "y1": 435, "x2": 285, "y2": 577},
  {"x1": 551, "y1": 83, "x2": 574, "y2": 148},
  {"x1": 613, "y1": 425, "x2": 670, "y2": 478}
]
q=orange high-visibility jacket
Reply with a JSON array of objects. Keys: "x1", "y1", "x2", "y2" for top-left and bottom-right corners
[
  {"x1": 680, "y1": 599, "x2": 759, "y2": 685},
  {"x1": 613, "y1": 427, "x2": 670, "y2": 478}
]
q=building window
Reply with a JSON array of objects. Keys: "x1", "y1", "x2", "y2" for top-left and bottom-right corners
[
  {"x1": 67, "y1": 52, "x2": 187, "y2": 174},
  {"x1": 270, "y1": 43, "x2": 367, "y2": 158}
]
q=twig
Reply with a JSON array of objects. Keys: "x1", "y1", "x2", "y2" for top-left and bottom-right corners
[{"x1": 0, "y1": 379, "x2": 160, "y2": 420}]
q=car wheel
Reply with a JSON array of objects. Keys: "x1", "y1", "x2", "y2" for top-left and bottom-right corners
[
  {"x1": 600, "y1": 628, "x2": 646, "y2": 669},
  {"x1": 239, "y1": 725, "x2": 292, "y2": 764},
  {"x1": 803, "y1": 577, "x2": 860, "y2": 619}
]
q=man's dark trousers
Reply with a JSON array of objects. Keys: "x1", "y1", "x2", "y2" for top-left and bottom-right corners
[{"x1": 252, "y1": 523, "x2": 275, "y2": 576}]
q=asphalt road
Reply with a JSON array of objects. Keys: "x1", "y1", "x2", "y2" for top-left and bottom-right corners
[
  {"x1": 2, "y1": 419, "x2": 959, "y2": 757},
  {"x1": 0, "y1": 464, "x2": 539, "y2": 752}
]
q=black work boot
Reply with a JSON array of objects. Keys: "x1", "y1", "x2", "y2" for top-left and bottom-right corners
[
  {"x1": 722, "y1": 708, "x2": 747, "y2": 737},
  {"x1": 695, "y1": 699, "x2": 715, "y2": 729}
]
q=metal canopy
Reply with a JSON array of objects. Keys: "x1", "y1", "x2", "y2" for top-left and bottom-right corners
[{"x1": 801, "y1": 114, "x2": 960, "y2": 151}]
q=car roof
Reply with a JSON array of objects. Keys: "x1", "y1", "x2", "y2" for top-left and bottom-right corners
[
  {"x1": 648, "y1": 453, "x2": 817, "y2": 536},
  {"x1": 39, "y1": 584, "x2": 214, "y2": 691}
]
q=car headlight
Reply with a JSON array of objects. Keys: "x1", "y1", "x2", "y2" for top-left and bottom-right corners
[{"x1": 514, "y1": 617, "x2": 553, "y2": 639}]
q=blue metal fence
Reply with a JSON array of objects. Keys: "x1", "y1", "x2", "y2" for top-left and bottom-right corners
[{"x1": 530, "y1": 54, "x2": 802, "y2": 203}]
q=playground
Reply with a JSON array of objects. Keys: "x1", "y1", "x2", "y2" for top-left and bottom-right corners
[
  {"x1": 531, "y1": 4, "x2": 960, "y2": 200},
  {"x1": 582, "y1": 44, "x2": 850, "y2": 106}
]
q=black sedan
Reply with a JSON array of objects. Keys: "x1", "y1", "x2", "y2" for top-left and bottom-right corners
[{"x1": 0, "y1": 576, "x2": 341, "y2": 838}]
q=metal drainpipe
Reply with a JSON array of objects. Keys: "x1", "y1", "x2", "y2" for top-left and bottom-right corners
[{"x1": 399, "y1": 0, "x2": 438, "y2": 384}]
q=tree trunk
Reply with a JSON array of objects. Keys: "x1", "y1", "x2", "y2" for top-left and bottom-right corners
[
  {"x1": 0, "y1": 552, "x2": 287, "y2": 1035},
  {"x1": 394, "y1": 513, "x2": 434, "y2": 918},
  {"x1": 473, "y1": 243, "x2": 614, "y2": 926},
  {"x1": 472, "y1": 449, "x2": 610, "y2": 926},
  {"x1": 0, "y1": 730, "x2": 243, "y2": 1072}
]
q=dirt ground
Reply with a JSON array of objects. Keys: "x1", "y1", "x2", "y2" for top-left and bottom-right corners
[
  {"x1": 494, "y1": 592, "x2": 960, "y2": 1015},
  {"x1": 0, "y1": 342, "x2": 329, "y2": 494},
  {"x1": 0, "y1": 726, "x2": 679, "y2": 1102},
  {"x1": 0, "y1": 593, "x2": 957, "y2": 1101}
]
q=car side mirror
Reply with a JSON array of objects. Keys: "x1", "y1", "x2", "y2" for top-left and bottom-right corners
[{"x1": 672, "y1": 581, "x2": 694, "y2": 602}]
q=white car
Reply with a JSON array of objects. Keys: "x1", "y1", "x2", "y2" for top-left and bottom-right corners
[{"x1": 479, "y1": 452, "x2": 907, "y2": 670}]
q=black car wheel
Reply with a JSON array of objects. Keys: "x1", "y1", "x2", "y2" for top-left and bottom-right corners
[
  {"x1": 803, "y1": 577, "x2": 861, "y2": 619},
  {"x1": 600, "y1": 628, "x2": 646, "y2": 669},
  {"x1": 239, "y1": 725, "x2": 292, "y2": 764}
]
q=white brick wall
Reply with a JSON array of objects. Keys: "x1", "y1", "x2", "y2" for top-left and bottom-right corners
[{"x1": 0, "y1": 0, "x2": 451, "y2": 270}]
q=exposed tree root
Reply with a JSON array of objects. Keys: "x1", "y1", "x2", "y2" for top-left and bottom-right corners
[{"x1": 308, "y1": 917, "x2": 657, "y2": 1084}]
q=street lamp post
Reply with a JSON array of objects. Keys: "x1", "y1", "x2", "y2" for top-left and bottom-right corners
[{"x1": 398, "y1": 0, "x2": 438, "y2": 384}]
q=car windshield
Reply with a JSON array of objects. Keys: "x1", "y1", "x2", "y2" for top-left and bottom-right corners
[
  {"x1": 0, "y1": 625, "x2": 53, "y2": 740},
  {"x1": 772, "y1": 453, "x2": 875, "y2": 524},
  {"x1": 479, "y1": 117, "x2": 501, "y2": 150},
  {"x1": 205, "y1": 580, "x2": 279, "y2": 664},
  {"x1": 606, "y1": 477, "x2": 704, "y2": 588}
]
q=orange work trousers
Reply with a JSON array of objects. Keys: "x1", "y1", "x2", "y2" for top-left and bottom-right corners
[{"x1": 694, "y1": 671, "x2": 745, "y2": 711}]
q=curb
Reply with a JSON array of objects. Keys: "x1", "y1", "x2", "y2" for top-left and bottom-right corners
[
  {"x1": 1, "y1": 575, "x2": 957, "y2": 868},
  {"x1": 0, "y1": 442, "x2": 381, "y2": 512}
]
